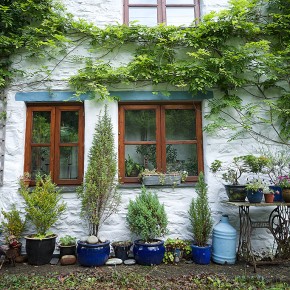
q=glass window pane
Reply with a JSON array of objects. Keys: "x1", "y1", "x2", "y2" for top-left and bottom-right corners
[
  {"x1": 165, "y1": 109, "x2": 196, "y2": 140},
  {"x1": 60, "y1": 111, "x2": 79, "y2": 143},
  {"x1": 125, "y1": 110, "x2": 156, "y2": 141},
  {"x1": 135, "y1": 144, "x2": 156, "y2": 169},
  {"x1": 32, "y1": 112, "x2": 51, "y2": 143},
  {"x1": 166, "y1": 144, "x2": 198, "y2": 176},
  {"x1": 31, "y1": 147, "x2": 50, "y2": 177},
  {"x1": 129, "y1": 0, "x2": 157, "y2": 4},
  {"x1": 125, "y1": 145, "x2": 144, "y2": 177},
  {"x1": 129, "y1": 7, "x2": 157, "y2": 26},
  {"x1": 166, "y1": 7, "x2": 195, "y2": 26},
  {"x1": 166, "y1": 0, "x2": 193, "y2": 4},
  {"x1": 59, "y1": 147, "x2": 78, "y2": 179}
]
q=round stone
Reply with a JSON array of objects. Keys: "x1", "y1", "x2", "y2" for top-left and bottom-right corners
[
  {"x1": 124, "y1": 259, "x2": 136, "y2": 265},
  {"x1": 105, "y1": 258, "x2": 123, "y2": 265},
  {"x1": 87, "y1": 235, "x2": 99, "y2": 244}
]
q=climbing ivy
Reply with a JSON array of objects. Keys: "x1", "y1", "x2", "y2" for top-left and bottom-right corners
[{"x1": 1, "y1": 0, "x2": 289, "y2": 145}]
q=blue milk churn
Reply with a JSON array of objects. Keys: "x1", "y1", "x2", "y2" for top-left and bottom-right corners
[{"x1": 212, "y1": 214, "x2": 237, "y2": 264}]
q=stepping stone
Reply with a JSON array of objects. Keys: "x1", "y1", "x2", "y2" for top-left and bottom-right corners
[
  {"x1": 124, "y1": 259, "x2": 136, "y2": 265},
  {"x1": 106, "y1": 258, "x2": 123, "y2": 265}
]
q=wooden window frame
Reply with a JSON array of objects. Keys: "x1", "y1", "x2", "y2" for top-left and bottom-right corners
[
  {"x1": 24, "y1": 103, "x2": 84, "y2": 185},
  {"x1": 118, "y1": 102, "x2": 203, "y2": 183},
  {"x1": 123, "y1": 0, "x2": 200, "y2": 25}
]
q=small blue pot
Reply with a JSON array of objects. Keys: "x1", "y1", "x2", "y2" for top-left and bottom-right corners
[
  {"x1": 247, "y1": 189, "x2": 263, "y2": 203},
  {"x1": 191, "y1": 244, "x2": 211, "y2": 265},
  {"x1": 133, "y1": 239, "x2": 165, "y2": 266},
  {"x1": 269, "y1": 186, "x2": 283, "y2": 202},
  {"x1": 77, "y1": 240, "x2": 110, "y2": 267}
]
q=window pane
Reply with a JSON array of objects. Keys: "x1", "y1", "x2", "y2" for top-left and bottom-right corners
[
  {"x1": 135, "y1": 144, "x2": 156, "y2": 169},
  {"x1": 129, "y1": 0, "x2": 157, "y2": 4},
  {"x1": 125, "y1": 110, "x2": 156, "y2": 141},
  {"x1": 32, "y1": 112, "x2": 51, "y2": 143},
  {"x1": 165, "y1": 109, "x2": 196, "y2": 140},
  {"x1": 129, "y1": 7, "x2": 157, "y2": 26},
  {"x1": 31, "y1": 147, "x2": 50, "y2": 177},
  {"x1": 166, "y1": 0, "x2": 194, "y2": 4},
  {"x1": 166, "y1": 7, "x2": 195, "y2": 26},
  {"x1": 59, "y1": 147, "x2": 78, "y2": 179},
  {"x1": 60, "y1": 111, "x2": 79, "y2": 143},
  {"x1": 125, "y1": 145, "x2": 144, "y2": 177},
  {"x1": 166, "y1": 144, "x2": 198, "y2": 176}
]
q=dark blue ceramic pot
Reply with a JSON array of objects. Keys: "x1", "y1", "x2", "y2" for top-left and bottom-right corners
[
  {"x1": 77, "y1": 240, "x2": 110, "y2": 266},
  {"x1": 191, "y1": 244, "x2": 211, "y2": 265},
  {"x1": 133, "y1": 239, "x2": 165, "y2": 266},
  {"x1": 247, "y1": 189, "x2": 264, "y2": 203},
  {"x1": 269, "y1": 186, "x2": 283, "y2": 202}
]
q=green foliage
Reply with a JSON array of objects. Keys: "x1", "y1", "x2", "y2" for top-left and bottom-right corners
[
  {"x1": 77, "y1": 105, "x2": 120, "y2": 236},
  {"x1": 189, "y1": 172, "x2": 213, "y2": 247},
  {"x1": 1, "y1": 204, "x2": 26, "y2": 242},
  {"x1": 19, "y1": 173, "x2": 66, "y2": 236},
  {"x1": 126, "y1": 186, "x2": 168, "y2": 242},
  {"x1": 59, "y1": 235, "x2": 76, "y2": 246},
  {"x1": 163, "y1": 238, "x2": 191, "y2": 264}
]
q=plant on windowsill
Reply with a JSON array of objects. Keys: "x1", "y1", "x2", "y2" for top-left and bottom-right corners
[
  {"x1": 126, "y1": 185, "x2": 168, "y2": 265},
  {"x1": 163, "y1": 238, "x2": 191, "y2": 264},
  {"x1": 125, "y1": 155, "x2": 143, "y2": 177},
  {"x1": 19, "y1": 173, "x2": 67, "y2": 265},
  {"x1": 76, "y1": 105, "x2": 121, "y2": 267},
  {"x1": 138, "y1": 169, "x2": 183, "y2": 186},
  {"x1": 19, "y1": 172, "x2": 31, "y2": 187}
]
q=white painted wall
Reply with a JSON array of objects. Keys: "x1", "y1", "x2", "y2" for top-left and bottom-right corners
[{"x1": 0, "y1": 0, "x2": 278, "y2": 259}]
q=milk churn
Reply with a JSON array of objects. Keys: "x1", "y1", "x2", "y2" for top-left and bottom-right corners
[{"x1": 212, "y1": 214, "x2": 237, "y2": 264}]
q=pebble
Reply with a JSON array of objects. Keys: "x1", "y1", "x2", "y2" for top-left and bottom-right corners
[
  {"x1": 124, "y1": 259, "x2": 136, "y2": 265},
  {"x1": 105, "y1": 258, "x2": 123, "y2": 265},
  {"x1": 60, "y1": 255, "x2": 76, "y2": 265},
  {"x1": 87, "y1": 235, "x2": 99, "y2": 244}
]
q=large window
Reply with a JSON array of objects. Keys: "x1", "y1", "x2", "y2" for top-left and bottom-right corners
[
  {"x1": 24, "y1": 104, "x2": 84, "y2": 185},
  {"x1": 119, "y1": 103, "x2": 203, "y2": 183},
  {"x1": 123, "y1": 0, "x2": 200, "y2": 26}
]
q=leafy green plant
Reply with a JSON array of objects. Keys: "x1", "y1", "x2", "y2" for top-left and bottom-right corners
[
  {"x1": 189, "y1": 172, "x2": 213, "y2": 247},
  {"x1": 125, "y1": 155, "x2": 143, "y2": 177},
  {"x1": 59, "y1": 235, "x2": 76, "y2": 246},
  {"x1": 1, "y1": 204, "x2": 26, "y2": 242},
  {"x1": 126, "y1": 186, "x2": 168, "y2": 242},
  {"x1": 163, "y1": 238, "x2": 191, "y2": 264},
  {"x1": 19, "y1": 173, "x2": 66, "y2": 237},
  {"x1": 246, "y1": 178, "x2": 266, "y2": 192},
  {"x1": 77, "y1": 106, "x2": 121, "y2": 237}
]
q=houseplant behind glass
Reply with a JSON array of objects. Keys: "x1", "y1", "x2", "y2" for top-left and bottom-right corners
[
  {"x1": 189, "y1": 172, "x2": 213, "y2": 265},
  {"x1": 19, "y1": 173, "x2": 66, "y2": 265},
  {"x1": 126, "y1": 185, "x2": 168, "y2": 265}
]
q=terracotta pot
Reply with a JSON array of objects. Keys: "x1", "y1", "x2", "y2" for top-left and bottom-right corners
[
  {"x1": 264, "y1": 193, "x2": 275, "y2": 203},
  {"x1": 282, "y1": 188, "x2": 290, "y2": 203}
]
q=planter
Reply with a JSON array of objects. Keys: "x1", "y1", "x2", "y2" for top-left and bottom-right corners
[
  {"x1": 25, "y1": 235, "x2": 57, "y2": 265},
  {"x1": 224, "y1": 185, "x2": 247, "y2": 202},
  {"x1": 133, "y1": 239, "x2": 165, "y2": 266},
  {"x1": 247, "y1": 189, "x2": 263, "y2": 203},
  {"x1": 77, "y1": 240, "x2": 110, "y2": 267},
  {"x1": 282, "y1": 188, "x2": 290, "y2": 203},
  {"x1": 59, "y1": 245, "x2": 76, "y2": 258},
  {"x1": 264, "y1": 193, "x2": 275, "y2": 203},
  {"x1": 269, "y1": 186, "x2": 283, "y2": 202},
  {"x1": 191, "y1": 244, "x2": 211, "y2": 265},
  {"x1": 112, "y1": 241, "x2": 132, "y2": 261},
  {"x1": 142, "y1": 174, "x2": 181, "y2": 186}
]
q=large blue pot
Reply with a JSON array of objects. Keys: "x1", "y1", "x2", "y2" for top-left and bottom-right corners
[
  {"x1": 269, "y1": 186, "x2": 283, "y2": 202},
  {"x1": 247, "y1": 189, "x2": 263, "y2": 203},
  {"x1": 133, "y1": 239, "x2": 165, "y2": 266},
  {"x1": 191, "y1": 244, "x2": 211, "y2": 265},
  {"x1": 77, "y1": 240, "x2": 110, "y2": 267}
]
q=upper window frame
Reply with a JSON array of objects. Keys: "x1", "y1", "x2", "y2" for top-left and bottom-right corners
[
  {"x1": 24, "y1": 103, "x2": 84, "y2": 185},
  {"x1": 123, "y1": 0, "x2": 200, "y2": 26}
]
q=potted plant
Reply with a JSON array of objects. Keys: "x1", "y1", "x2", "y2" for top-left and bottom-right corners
[
  {"x1": 139, "y1": 169, "x2": 182, "y2": 186},
  {"x1": 276, "y1": 175, "x2": 290, "y2": 203},
  {"x1": 189, "y1": 172, "x2": 213, "y2": 264},
  {"x1": 58, "y1": 235, "x2": 76, "y2": 258},
  {"x1": 163, "y1": 238, "x2": 191, "y2": 264},
  {"x1": 264, "y1": 190, "x2": 275, "y2": 203},
  {"x1": 125, "y1": 155, "x2": 143, "y2": 177},
  {"x1": 245, "y1": 178, "x2": 266, "y2": 203},
  {"x1": 77, "y1": 106, "x2": 121, "y2": 267},
  {"x1": 111, "y1": 240, "x2": 132, "y2": 261},
  {"x1": 19, "y1": 172, "x2": 31, "y2": 187},
  {"x1": 19, "y1": 173, "x2": 67, "y2": 265},
  {"x1": 126, "y1": 185, "x2": 168, "y2": 265}
]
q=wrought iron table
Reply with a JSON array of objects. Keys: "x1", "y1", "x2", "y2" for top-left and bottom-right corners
[{"x1": 226, "y1": 202, "x2": 290, "y2": 272}]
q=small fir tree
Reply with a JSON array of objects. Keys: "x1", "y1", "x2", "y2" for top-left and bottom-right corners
[
  {"x1": 189, "y1": 172, "x2": 213, "y2": 247},
  {"x1": 77, "y1": 106, "x2": 120, "y2": 237}
]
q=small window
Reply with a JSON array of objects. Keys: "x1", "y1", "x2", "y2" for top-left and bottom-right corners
[
  {"x1": 123, "y1": 0, "x2": 200, "y2": 26},
  {"x1": 119, "y1": 103, "x2": 203, "y2": 183},
  {"x1": 24, "y1": 104, "x2": 84, "y2": 185}
]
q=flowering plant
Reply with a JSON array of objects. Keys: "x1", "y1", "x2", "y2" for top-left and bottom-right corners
[{"x1": 276, "y1": 176, "x2": 290, "y2": 188}]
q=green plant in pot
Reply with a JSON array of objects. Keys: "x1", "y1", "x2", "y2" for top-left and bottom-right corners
[
  {"x1": 126, "y1": 185, "x2": 168, "y2": 265},
  {"x1": 245, "y1": 178, "x2": 267, "y2": 203},
  {"x1": 58, "y1": 235, "x2": 76, "y2": 258},
  {"x1": 19, "y1": 173, "x2": 66, "y2": 265},
  {"x1": 125, "y1": 155, "x2": 143, "y2": 177},
  {"x1": 163, "y1": 238, "x2": 191, "y2": 264},
  {"x1": 189, "y1": 172, "x2": 213, "y2": 264},
  {"x1": 77, "y1": 106, "x2": 121, "y2": 267}
]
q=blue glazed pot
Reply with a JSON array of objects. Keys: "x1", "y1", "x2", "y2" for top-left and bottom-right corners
[
  {"x1": 247, "y1": 189, "x2": 263, "y2": 203},
  {"x1": 133, "y1": 239, "x2": 165, "y2": 266},
  {"x1": 269, "y1": 186, "x2": 283, "y2": 202},
  {"x1": 77, "y1": 240, "x2": 110, "y2": 267},
  {"x1": 191, "y1": 244, "x2": 211, "y2": 265}
]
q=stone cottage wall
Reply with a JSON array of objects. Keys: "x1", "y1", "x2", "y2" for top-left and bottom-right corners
[{"x1": 0, "y1": 0, "x2": 277, "y2": 258}]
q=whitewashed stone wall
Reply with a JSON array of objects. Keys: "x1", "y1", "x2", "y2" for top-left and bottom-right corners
[{"x1": 0, "y1": 0, "x2": 277, "y2": 258}]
